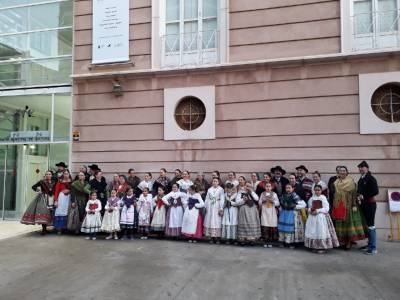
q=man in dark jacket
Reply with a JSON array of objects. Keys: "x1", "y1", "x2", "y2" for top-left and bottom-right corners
[{"x1": 357, "y1": 160, "x2": 379, "y2": 255}]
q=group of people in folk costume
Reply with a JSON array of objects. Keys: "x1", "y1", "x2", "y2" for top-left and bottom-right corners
[{"x1": 21, "y1": 160, "x2": 379, "y2": 255}]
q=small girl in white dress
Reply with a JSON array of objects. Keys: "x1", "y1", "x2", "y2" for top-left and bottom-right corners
[
  {"x1": 204, "y1": 178, "x2": 225, "y2": 243},
  {"x1": 81, "y1": 191, "x2": 102, "y2": 240},
  {"x1": 259, "y1": 182, "x2": 280, "y2": 248},
  {"x1": 101, "y1": 189, "x2": 121, "y2": 240},
  {"x1": 305, "y1": 184, "x2": 339, "y2": 253},
  {"x1": 137, "y1": 187, "x2": 153, "y2": 239},
  {"x1": 221, "y1": 182, "x2": 239, "y2": 244}
]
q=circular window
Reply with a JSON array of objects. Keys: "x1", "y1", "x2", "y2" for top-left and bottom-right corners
[
  {"x1": 371, "y1": 83, "x2": 400, "y2": 123},
  {"x1": 174, "y1": 96, "x2": 206, "y2": 131}
]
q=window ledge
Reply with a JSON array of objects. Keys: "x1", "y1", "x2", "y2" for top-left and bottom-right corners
[{"x1": 88, "y1": 60, "x2": 135, "y2": 70}]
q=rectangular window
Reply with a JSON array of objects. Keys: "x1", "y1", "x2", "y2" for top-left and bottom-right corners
[
  {"x1": 162, "y1": 0, "x2": 220, "y2": 67},
  {"x1": 0, "y1": 0, "x2": 73, "y2": 88},
  {"x1": 351, "y1": 0, "x2": 400, "y2": 50}
]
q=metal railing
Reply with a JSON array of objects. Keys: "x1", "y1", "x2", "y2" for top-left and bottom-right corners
[
  {"x1": 161, "y1": 30, "x2": 219, "y2": 67},
  {"x1": 352, "y1": 9, "x2": 400, "y2": 50}
]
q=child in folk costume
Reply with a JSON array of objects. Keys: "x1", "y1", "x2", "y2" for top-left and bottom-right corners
[
  {"x1": 162, "y1": 183, "x2": 188, "y2": 237},
  {"x1": 120, "y1": 187, "x2": 137, "y2": 240},
  {"x1": 259, "y1": 182, "x2": 280, "y2": 248},
  {"x1": 181, "y1": 184, "x2": 205, "y2": 242},
  {"x1": 81, "y1": 191, "x2": 102, "y2": 240},
  {"x1": 221, "y1": 182, "x2": 239, "y2": 244},
  {"x1": 236, "y1": 180, "x2": 261, "y2": 244},
  {"x1": 101, "y1": 189, "x2": 121, "y2": 240},
  {"x1": 177, "y1": 170, "x2": 193, "y2": 193},
  {"x1": 278, "y1": 184, "x2": 307, "y2": 248},
  {"x1": 53, "y1": 170, "x2": 72, "y2": 235},
  {"x1": 305, "y1": 185, "x2": 339, "y2": 253},
  {"x1": 151, "y1": 186, "x2": 167, "y2": 236},
  {"x1": 204, "y1": 178, "x2": 225, "y2": 244},
  {"x1": 137, "y1": 187, "x2": 153, "y2": 239}
]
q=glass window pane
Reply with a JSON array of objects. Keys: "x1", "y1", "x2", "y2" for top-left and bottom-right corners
[
  {"x1": 49, "y1": 143, "x2": 70, "y2": 174},
  {"x1": 184, "y1": 21, "x2": 198, "y2": 50},
  {"x1": 203, "y1": 0, "x2": 217, "y2": 18},
  {"x1": 53, "y1": 93, "x2": 71, "y2": 142},
  {"x1": 0, "y1": 1, "x2": 73, "y2": 34},
  {"x1": 166, "y1": 23, "x2": 180, "y2": 52},
  {"x1": 184, "y1": 0, "x2": 198, "y2": 19},
  {"x1": 354, "y1": 0, "x2": 373, "y2": 34},
  {"x1": 202, "y1": 18, "x2": 217, "y2": 48},
  {"x1": 0, "y1": 7, "x2": 29, "y2": 34},
  {"x1": 0, "y1": 57, "x2": 72, "y2": 87},
  {"x1": 166, "y1": 0, "x2": 180, "y2": 21},
  {"x1": 378, "y1": 0, "x2": 398, "y2": 32},
  {"x1": 0, "y1": 95, "x2": 52, "y2": 142},
  {"x1": 0, "y1": 0, "x2": 45, "y2": 8},
  {"x1": 0, "y1": 29, "x2": 73, "y2": 61}
]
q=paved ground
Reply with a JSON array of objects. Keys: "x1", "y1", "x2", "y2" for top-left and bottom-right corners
[
  {"x1": 0, "y1": 221, "x2": 40, "y2": 241},
  {"x1": 0, "y1": 233, "x2": 399, "y2": 300}
]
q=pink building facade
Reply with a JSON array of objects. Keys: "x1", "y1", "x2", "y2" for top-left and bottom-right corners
[{"x1": 72, "y1": 0, "x2": 400, "y2": 236}]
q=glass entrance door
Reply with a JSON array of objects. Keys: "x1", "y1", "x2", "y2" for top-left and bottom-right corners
[{"x1": 0, "y1": 145, "x2": 17, "y2": 219}]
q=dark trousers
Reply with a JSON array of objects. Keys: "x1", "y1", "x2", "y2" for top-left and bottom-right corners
[{"x1": 361, "y1": 201, "x2": 376, "y2": 227}]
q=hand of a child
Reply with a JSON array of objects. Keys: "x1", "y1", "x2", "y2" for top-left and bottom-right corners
[
  {"x1": 352, "y1": 206, "x2": 358, "y2": 213},
  {"x1": 71, "y1": 202, "x2": 76, "y2": 208}
]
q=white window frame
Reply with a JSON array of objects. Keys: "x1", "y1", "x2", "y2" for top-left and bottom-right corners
[
  {"x1": 341, "y1": 0, "x2": 400, "y2": 52},
  {"x1": 151, "y1": 0, "x2": 228, "y2": 69}
]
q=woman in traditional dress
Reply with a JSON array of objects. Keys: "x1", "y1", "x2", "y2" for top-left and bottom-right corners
[
  {"x1": 177, "y1": 170, "x2": 193, "y2": 194},
  {"x1": 117, "y1": 175, "x2": 130, "y2": 199},
  {"x1": 137, "y1": 187, "x2": 153, "y2": 239},
  {"x1": 250, "y1": 172, "x2": 260, "y2": 191},
  {"x1": 120, "y1": 187, "x2": 137, "y2": 240},
  {"x1": 311, "y1": 171, "x2": 328, "y2": 198},
  {"x1": 53, "y1": 170, "x2": 72, "y2": 234},
  {"x1": 67, "y1": 172, "x2": 91, "y2": 234},
  {"x1": 81, "y1": 191, "x2": 102, "y2": 240},
  {"x1": 332, "y1": 166, "x2": 366, "y2": 249},
  {"x1": 151, "y1": 186, "x2": 167, "y2": 236},
  {"x1": 259, "y1": 182, "x2": 280, "y2": 248},
  {"x1": 21, "y1": 170, "x2": 56, "y2": 235},
  {"x1": 221, "y1": 182, "x2": 239, "y2": 244},
  {"x1": 162, "y1": 183, "x2": 187, "y2": 237},
  {"x1": 107, "y1": 174, "x2": 120, "y2": 195},
  {"x1": 225, "y1": 171, "x2": 239, "y2": 189},
  {"x1": 305, "y1": 185, "x2": 339, "y2": 253},
  {"x1": 181, "y1": 184, "x2": 205, "y2": 243},
  {"x1": 236, "y1": 180, "x2": 261, "y2": 244},
  {"x1": 278, "y1": 184, "x2": 307, "y2": 248},
  {"x1": 101, "y1": 189, "x2": 121, "y2": 240},
  {"x1": 152, "y1": 168, "x2": 171, "y2": 195},
  {"x1": 204, "y1": 177, "x2": 225, "y2": 243}
]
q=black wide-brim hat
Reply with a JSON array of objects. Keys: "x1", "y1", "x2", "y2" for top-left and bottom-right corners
[
  {"x1": 357, "y1": 160, "x2": 369, "y2": 168},
  {"x1": 295, "y1": 165, "x2": 309, "y2": 173},
  {"x1": 55, "y1": 162, "x2": 68, "y2": 168},
  {"x1": 270, "y1": 166, "x2": 286, "y2": 175},
  {"x1": 88, "y1": 164, "x2": 100, "y2": 171}
]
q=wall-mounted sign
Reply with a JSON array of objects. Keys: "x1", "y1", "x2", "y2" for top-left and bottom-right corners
[
  {"x1": 92, "y1": 0, "x2": 130, "y2": 64},
  {"x1": 6, "y1": 131, "x2": 50, "y2": 143},
  {"x1": 72, "y1": 131, "x2": 80, "y2": 142},
  {"x1": 388, "y1": 189, "x2": 400, "y2": 213}
]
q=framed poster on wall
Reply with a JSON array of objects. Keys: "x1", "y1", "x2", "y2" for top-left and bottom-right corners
[{"x1": 92, "y1": 0, "x2": 130, "y2": 64}]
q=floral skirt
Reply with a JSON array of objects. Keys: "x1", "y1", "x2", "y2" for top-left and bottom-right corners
[
  {"x1": 21, "y1": 195, "x2": 52, "y2": 226},
  {"x1": 334, "y1": 207, "x2": 366, "y2": 244}
]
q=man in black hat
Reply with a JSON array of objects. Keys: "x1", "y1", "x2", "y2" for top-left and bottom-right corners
[
  {"x1": 270, "y1": 166, "x2": 289, "y2": 198},
  {"x1": 295, "y1": 165, "x2": 313, "y2": 201},
  {"x1": 54, "y1": 162, "x2": 68, "y2": 181},
  {"x1": 357, "y1": 160, "x2": 379, "y2": 255},
  {"x1": 88, "y1": 164, "x2": 100, "y2": 181}
]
